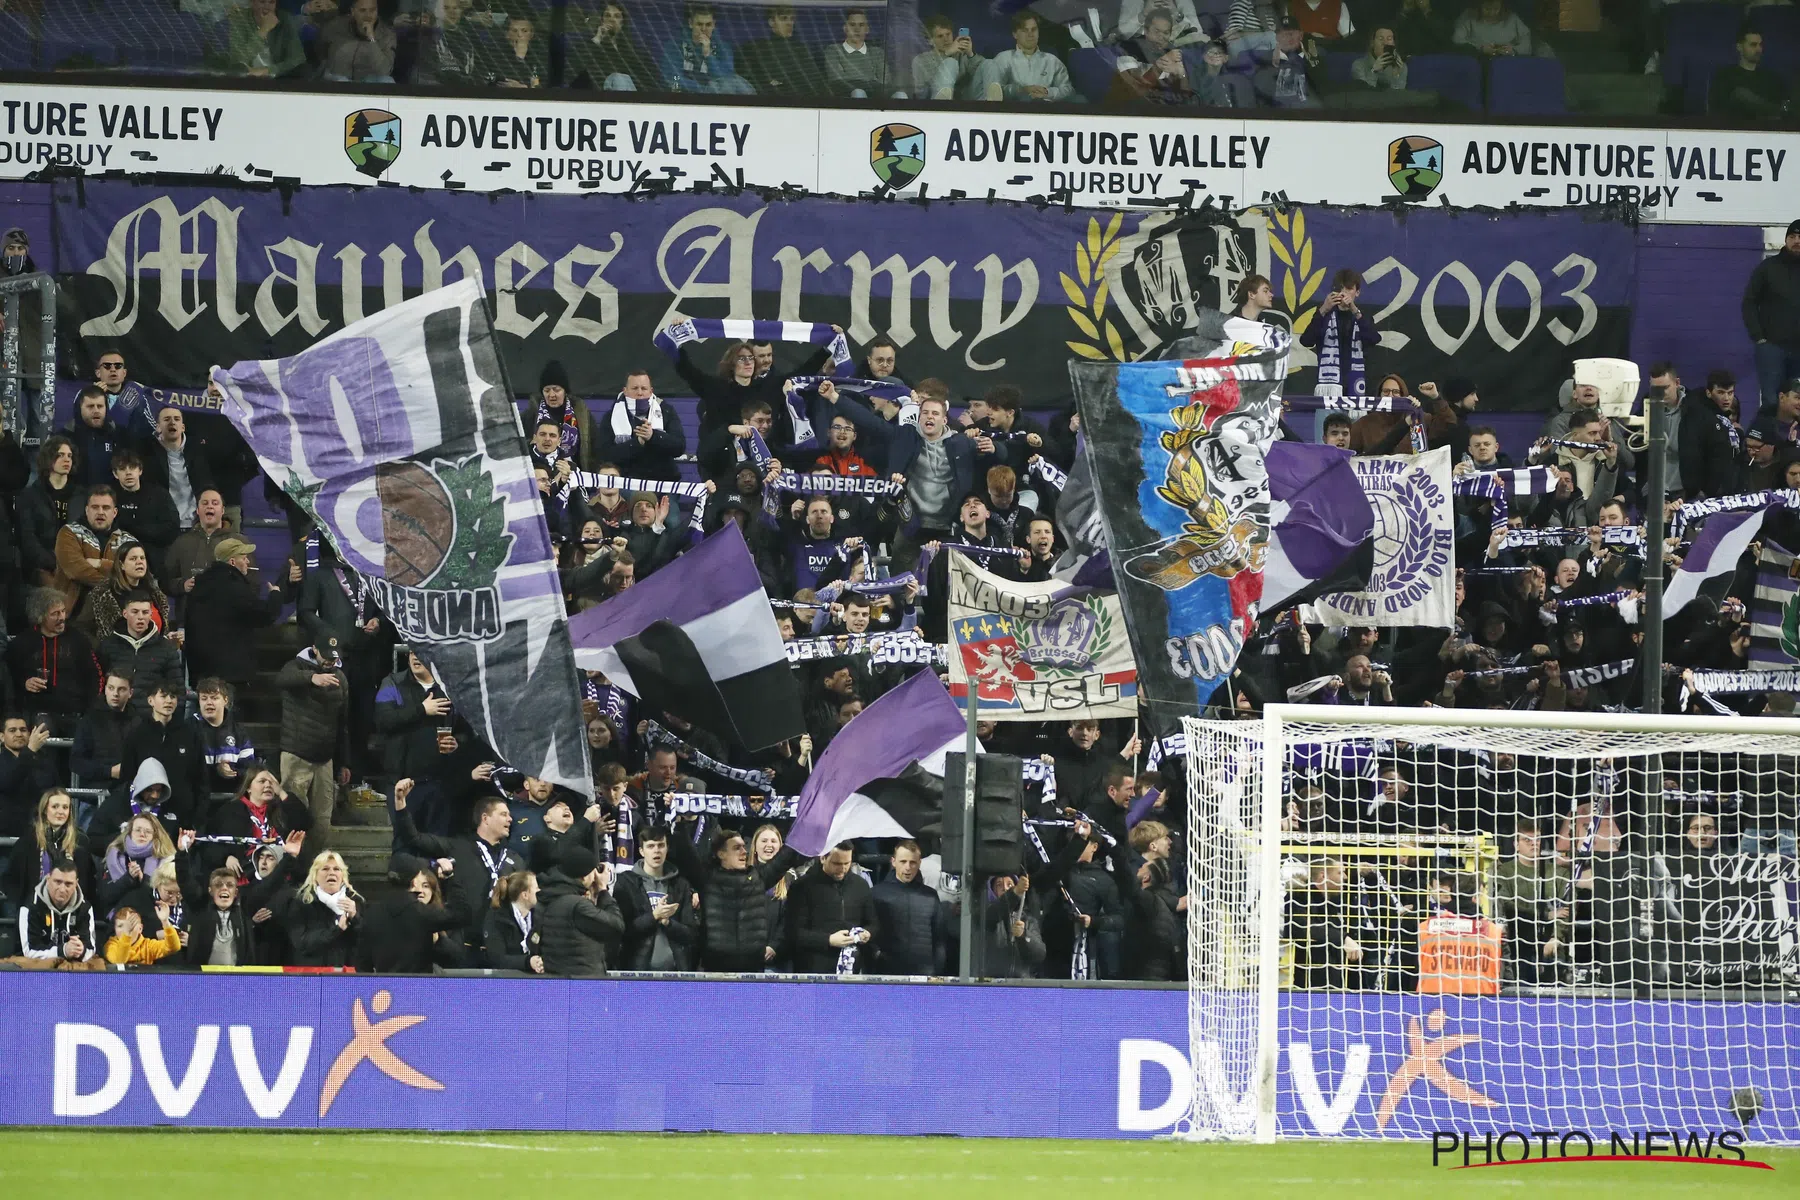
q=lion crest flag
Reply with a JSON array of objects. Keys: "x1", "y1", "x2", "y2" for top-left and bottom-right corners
[
  {"x1": 1314, "y1": 447, "x2": 1454, "y2": 628},
  {"x1": 947, "y1": 551, "x2": 1137, "y2": 721},
  {"x1": 211, "y1": 278, "x2": 593, "y2": 798},
  {"x1": 1070, "y1": 327, "x2": 1291, "y2": 714}
]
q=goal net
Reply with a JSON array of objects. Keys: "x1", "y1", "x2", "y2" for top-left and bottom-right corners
[{"x1": 1180, "y1": 706, "x2": 1800, "y2": 1143}]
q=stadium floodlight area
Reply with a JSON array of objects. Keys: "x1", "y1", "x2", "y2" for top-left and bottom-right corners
[{"x1": 1180, "y1": 705, "x2": 1799, "y2": 1143}]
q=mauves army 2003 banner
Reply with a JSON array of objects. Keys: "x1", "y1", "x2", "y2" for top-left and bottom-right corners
[
  {"x1": 47, "y1": 178, "x2": 1632, "y2": 409},
  {"x1": 213, "y1": 279, "x2": 593, "y2": 798}
]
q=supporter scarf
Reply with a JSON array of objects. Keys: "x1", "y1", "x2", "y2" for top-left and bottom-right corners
[
  {"x1": 1500, "y1": 528, "x2": 1589, "y2": 549},
  {"x1": 643, "y1": 719, "x2": 776, "y2": 793},
  {"x1": 314, "y1": 886, "x2": 350, "y2": 918},
  {"x1": 916, "y1": 541, "x2": 1024, "y2": 581},
  {"x1": 571, "y1": 472, "x2": 711, "y2": 532},
  {"x1": 739, "y1": 428, "x2": 774, "y2": 473},
  {"x1": 1683, "y1": 668, "x2": 1800, "y2": 698},
  {"x1": 1021, "y1": 758, "x2": 1057, "y2": 806},
  {"x1": 1463, "y1": 666, "x2": 1534, "y2": 679},
  {"x1": 105, "y1": 839, "x2": 163, "y2": 883},
  {"x1": 1405, "y1": 415, "x2": 1428, "y2": 454},
  {"x1": 1030, "y1": 817, "x2": 1118, "y2": 850},
  {"x1": 1028, "y1": 456, "x2": 1068, "y2": 491},
  {"x1": 611, "y1": 796, "x2": 636, "y2": 867},
  {"x1": 1556, "y1": 589, "x2": 1631, "y2": 610},
  {"x1": 1145, "y1": 733, "x2": 1187, "y2": 772},
  {"x1": 1602, "y1": 526, "x2": 1644, "y2": 550},
  {"x1": 1285, "y1": 393, "x2": 1421, "y2": 414},
  {"x1": 1563, "y1": 659, "x2": 1635, "y2": 688},
  {"x1": 534, "y1": 396, "x2": 582, "y2": 459},
  {"x1": 1715, "y1": 412, "x2": 1743, "y2": 457},
  {"x1": 593, "y1": 681, "x2": 632, "y2": 751},
  {"x1": 1064, "y1": 888, "x2": 1091, "y2": 981},
  {"x1": 334, "y1": 563, "x2": 372, "y2": 621},
  {"x1": 1286, "y1": 674, "x2": 1341, "y2": 700},
  {"x1": 789, "y1": 375, "x2": 912, "y2": 410},
  {"x1": 304, "y1": 528, "x2": 322, "y2": 571},
  {"x1": 665, "y1": 793, "x2": 799, "y2": 819},
  {"x1": 240, "y1": 797, "x2": 275, "y2": 843},
  {"x1": 1671, "y1": 489, "x2": 1800, "y2": 538},
  {"x1": 830, "y1": 570, "x2": 917, "y2": 600},
  {"x1": 654, "y1": 318, "x2": 853, "y2": 378},
  {"x1": 1466, "y1": 566, "x2": 1531, "y2": 576},
  {"x1": 608, "y1": 392, "x2": 665, "y2": 444},
  {"x1": 783, "y1": 632, "x2": 945, "y2": 667},
  {"x1": 837, "y1": 927, "x2": 868, "y2": 975},
  {"x1": 1313, "y1": 310, "x2": 1366, "y2": 398},
  {"x1": 1484, "y1": 467, "x2": 1560, "y2": 495},
  {"x1": 1559, "y1": 764, "x2": 1618, "y2": 904},
  {"x1": 1548, "y1": 439, "x2": 1609, "y2": 454},
  {"x1": 773, "y1": 471, "x2": 903, "y2": 498}
]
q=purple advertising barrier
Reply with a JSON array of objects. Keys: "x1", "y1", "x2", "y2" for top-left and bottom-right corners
[
  {"x1": 43, "y1": 178, "x2": 1636, "y2": 412},
  {"x1": 3, "y1": 974, "x2": 1795, "y2": 1141}
]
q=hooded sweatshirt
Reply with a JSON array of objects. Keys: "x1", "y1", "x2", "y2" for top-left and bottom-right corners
[
  {"x1": 94, "y1": 757, "x2": 180, "y2": 845},
  {"x1": 22, "y1": 873, "x2": 97, "y2": 959}
]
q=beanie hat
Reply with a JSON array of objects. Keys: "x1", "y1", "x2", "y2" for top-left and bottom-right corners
[
  {"x1": 539, "y1": 359, "x2": 573, "y2": 395},
  {"x1": 559, "y1": 844, "x2": 600, "y2": 880}
]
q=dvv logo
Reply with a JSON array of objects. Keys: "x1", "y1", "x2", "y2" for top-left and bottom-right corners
[
  {"x1": 346, "y1": 108, "x2": 401, "y2": 180},
  {"x1": 1387, "y1": 136, "x2": 1443, "y2": 201},
  {"x1": 52, "y1": 989, "x2": 441, "y2": 1121},
  {"x1": 869, "y1": 123, "x2": 925, "y2": 189}
]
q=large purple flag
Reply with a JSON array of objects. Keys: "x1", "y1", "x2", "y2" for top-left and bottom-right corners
[
  {"x1": 1262, "y1": 441, "x2": 1376, "y2": 613},
  {"x1": 1665, "y1": 508, "x2": 1767, "y2": 615},
  {"x1": 211, "y1": 279, "x2": 592, "y2": 797},
  {"x1": 789, "y1": 670, "x2": 967, "y2": 857}
]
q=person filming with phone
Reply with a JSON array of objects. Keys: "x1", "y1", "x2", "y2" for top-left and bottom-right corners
[
  {"x1": 1352, "y1": 27, "x2": 1407, "y2": 89},
  {"x1": 1301, "y1": 267, "x2": 1382, "y2": 398}
]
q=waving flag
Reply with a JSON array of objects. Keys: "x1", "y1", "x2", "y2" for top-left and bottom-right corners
[
  {"x1": 789, "y1": 670, "x2": 966, "y2": 856},
  {"x1": 212, "y1": 279, "x2": 592, "y2": 797},
  {"x1": 1664, "y1": 508, "x2": 1767, "y2": 616},
  {"x1": 1262, "y1": 441, "x2": 1376, "y2": 613},
  {"x1": 569, "y1": 523, "x2": 803, "y2": 752},
  {"x1": 1069, "y1": 333, "x2": 1291, "y2": 714}
]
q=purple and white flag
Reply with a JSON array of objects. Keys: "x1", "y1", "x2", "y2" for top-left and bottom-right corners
[
  {"x1": 789, "y1": 669, "x2": 967, "y2": 857},
  {"x1": 568, "y1": 522, "x2": 803, "y2": 752},
  {"x1": 1261, "y1": 441, "x2": 1376, "y2": 614},
  {"x1": 211, "y1": 279, "x2": 593, "y2": 798},
  {"x1": 1663, "y1": 508, "x2": 1767, "y2": 615}
]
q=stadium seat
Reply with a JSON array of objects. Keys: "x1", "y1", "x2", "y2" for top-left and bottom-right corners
[
  {"x1": 1749, "y1": 6, "x2": 1800, "y2": 76},
  {"x1": 0, "y1": 14, "x2": 35, "y2": 72},
  {"x1": 1323, "y1": 51, "x2": 1359, "y2": 86},
  {"x1": 1069, "y1": 47, "x2": 1118, "y2": 104},
  {"x1": 1403, "y1": 53, "x2": 1481, "y2": 111},
  {"x1": 1661, "y1": 2, "x2": 1740, "y2": 90},
  {"x1": 1486, "y1": 54, "x2": 1565, "y2": 115}
]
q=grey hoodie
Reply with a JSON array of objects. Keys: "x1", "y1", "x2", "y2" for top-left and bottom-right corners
[{"x1": 130, "y1": 757, "x2": 173, "y2": 809}]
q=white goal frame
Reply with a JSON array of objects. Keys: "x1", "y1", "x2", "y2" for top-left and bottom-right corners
[{"x1": 1180, "y1": 703, "x2": 1800, "y2": 1144}]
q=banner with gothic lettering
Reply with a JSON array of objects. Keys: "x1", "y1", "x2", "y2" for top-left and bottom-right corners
[
  {"x1": 50, "y1": 178, "x2": 1632, "y2": 410},
  {"x1": 210, "y1": 278, "x2": 593, "y2": 798},
  {"x1": 1071, "y1": 324, "x2": 1291, "y2": 715}
]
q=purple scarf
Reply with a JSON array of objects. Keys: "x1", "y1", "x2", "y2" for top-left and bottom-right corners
[{"x1": 105, "y1": 838, "x2": 164, "y2": 883}]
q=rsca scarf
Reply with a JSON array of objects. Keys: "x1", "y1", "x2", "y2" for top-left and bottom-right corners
[
  {"x1": 654, "y1": 318, "x2": 853, "y2": 378},
  {"x1": 609, "y1": 392, "x2": 665, "y2": 444},
  {"x1": 535, "y1": 395, "x2": 582, "y2": 459},
  {"x1": 1313, "y1": 310, "x2": 1366, "y2": 398}
]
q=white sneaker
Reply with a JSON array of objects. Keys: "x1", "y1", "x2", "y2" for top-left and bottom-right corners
[
  {"x1": 985, "y1": 81, "x2": 1004, "y2": 102},
  {"x1": 933, "y1": 86, "x2": 954, "y2": 101},
  {"x1": 1643, "y1": 51, "x2": 1659, "y2": 75}
]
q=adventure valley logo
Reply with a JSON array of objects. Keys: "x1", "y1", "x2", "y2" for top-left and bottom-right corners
[
  {"x1": 345, "y1": 108, "x2": 401, "y2": 180},
  {"x1": 1388, "y1": 135, "x2": 1443, "y2": 201},
  {"x1": 869, "y1": 123, "x2": 925, "y2": 189},
  {"x1": 285, "y1": 456, "x2": 513, "y2": 644}
]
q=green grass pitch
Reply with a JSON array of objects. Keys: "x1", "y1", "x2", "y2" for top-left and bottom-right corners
[{"x1": 0, "y1": 1132, "x2": 1792, "y2": 1198}]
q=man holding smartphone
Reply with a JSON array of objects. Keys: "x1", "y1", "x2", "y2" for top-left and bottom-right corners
[{"x1": 913, "y1": 12, "x2": 999, "y2": 100}]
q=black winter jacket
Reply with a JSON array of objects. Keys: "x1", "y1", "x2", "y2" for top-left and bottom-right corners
[
  {"x1": 184, "y1": 901, "x2": 257, "y2": 967},
  {"x1": 96, "y1": 624, "x2": 185, "y2": 705},
  {"x1": 670, "y1": 829, "x2": 800, "y2": 971},
  {"x1": 184, "y1": 562, "x2": 285, "y2": 685},
  {"x1": 536, "y1": 868, "x2": 624, "y2": 976},
  {"x1": 276, "y1": 652, "x2": 347, "y2": 764},
  {"x1": 869, "y1": 874, "x2": 949, "y2": 975},
  {"x1": 285, "y1": 890, "x2": 360, "y2": 967},
  {"x1": 14, "y1": 474, "x2": 77, "y2": 579},
  {"x1": 355, "y1": 873, "x2": 473, "y2": 974},
  {"x1": 785, "y1": 865, "x2": 880, "y2": 975},
  {"x1": 1743, "y1": 247, "x2": 1800, "y2": 350},
  {"x1": 69, "y1": 700, "x2": 133, "y2": 789},
  {"x1": 614, "y1": 862, "x2": 700, "y2": 971},
  {"x1": 483, "y1": 903, "x2": 541, "y2": 972}
]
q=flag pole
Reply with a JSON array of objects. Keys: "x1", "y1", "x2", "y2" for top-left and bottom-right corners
[
  {"x1": 958, "y1": 551, "x2": 981, "y2": 982},
  {"x1": 1642, "y1": 392, "x2": 1666, "y2": 714}
]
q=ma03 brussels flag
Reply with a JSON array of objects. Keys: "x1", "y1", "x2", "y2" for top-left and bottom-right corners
[
  {"x1": 211, "y1": 278, "x2": 592, "y2": 797},
  {"x1": 568, "y1": 522, "x2": 804, "y2": 752},
  {"x1": 1069, "y1": 329, "x2": 1291, "y2": 715}
]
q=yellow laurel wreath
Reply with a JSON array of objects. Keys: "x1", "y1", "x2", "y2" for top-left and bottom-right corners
[
  {"x1": 1265, "y1": 207, "x2": 1324, "y2": 339},
  {"x1": 1062, "y1": 212, "x2": 1131, "y2": 362}
]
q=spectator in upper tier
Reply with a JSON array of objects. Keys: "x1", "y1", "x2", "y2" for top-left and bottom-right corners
[
  {"x1": 1389, "y1": 0, "x2": 1451, "y2": 55},
  {"x1": 821, "y1": 7, "x2": 905, "y2": 98},
  {"x1": 992, "y1": 12, "x2": 1074, "y2": 102},
  {"x1": 227, "y1": 0, "x2": 307, "y2": 78},
  {"x1": 1352, "y1": 26, "x2": 1406, "y2": 89},
  {"x1": 1120, "y1": 0, "x2": 1209, "y2": 42},
  {"x1": 914, "y1": 14, "x2": 998, "y2": 101},
  {"x1": 1224, "y1": 0, "x2": 1282, "y2": 56},
  {"x1": 1254, "y1": 19, "x2": 1326, "y2": 108},
  {"x1": 482, "y1": 11, "x2": 549, "y2": 88},
  {"x1": 1452, "y1": 0, "x2": 1530, "y2": 58},
  {"x1": 743, "y1": 4, "x2": 826, "y2": 97},
  {"x1": 1711, "y1": 28, "x2": 1792, "y2": 122},
  {"x1": 420, "y1": 0, "x2": 485, "y2": 85},
  {"x1": 1290, "y1": 0, "x2": 1354, "y2": 40},
  {"x1": 1110, "y1": 12, "x2": 1202, "y2": 106},
  {"x1": 320, "y1": 0, "x2": 399, "y2": 83},
  {"x1": 574, "y1": 2, "x2": 656, "y2": 91},
  {"x1": 606, "y1": 370, "x2": 688, "y2": 482},
  {"x1": 661, "y1": 4, "x2": 755, "y2": 94},
  {"x1": 1744, "y1": 220, "x2": 1800, "y2": 420}
]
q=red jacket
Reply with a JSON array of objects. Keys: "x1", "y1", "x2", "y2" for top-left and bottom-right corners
[{"x1": 810, "y1": 447, "x2": 879, "y2": 478}]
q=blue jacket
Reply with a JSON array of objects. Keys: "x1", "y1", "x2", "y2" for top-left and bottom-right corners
[{"x1": 836, "y1": 396, "x2": 975, "y2": 506}]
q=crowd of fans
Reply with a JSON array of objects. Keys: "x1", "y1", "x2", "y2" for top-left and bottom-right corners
[
  {"x1": 7, "y1": 1, "x2": 1789, "y2": 118},
  {"x1": 0, "y1": 220, "x2": 1795, "y2": 989}
]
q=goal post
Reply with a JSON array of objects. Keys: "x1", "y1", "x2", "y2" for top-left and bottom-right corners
[{"x1": 1178, "y1": 704, "x2": 1800, "y2": 1143}]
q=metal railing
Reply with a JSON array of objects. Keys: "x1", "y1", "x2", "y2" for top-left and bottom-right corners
[{"x1": 0, "y1": 271, "x2": 56, "y2": 445}]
